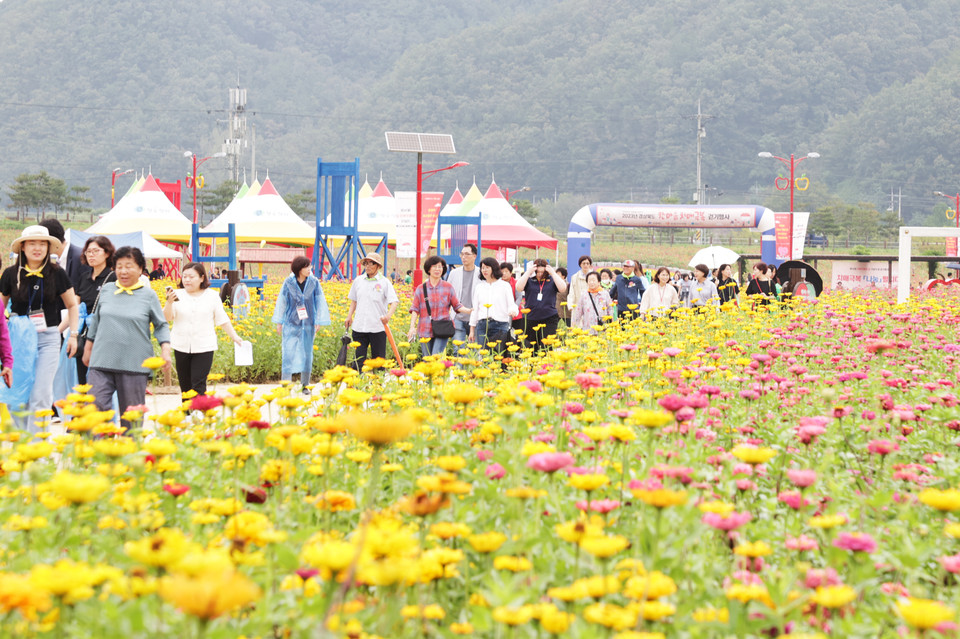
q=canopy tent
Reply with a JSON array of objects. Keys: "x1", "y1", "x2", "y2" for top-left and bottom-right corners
[
  {"x1": 86, "y1": 174, "x2": 192, "y2": 243},
  {"x1": 355, "y1": 176, "x2": 398, "y2": 238},
  {"x1": 66, "y1": 229, "x2": 180, "y2": 261},
  {"x1": 438, "y1": 184, "x2": 464, "y2": 217},
  {"x1": 202, "y1": 177, "x2": 315, "y2": 246},
  {"x1": 450, "y1": 180, "x2": 558, "y2": 250}
]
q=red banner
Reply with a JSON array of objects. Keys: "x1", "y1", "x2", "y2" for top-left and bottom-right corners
[
  {"x1": 774, "y1": 213, "x2": 792, "y2": 261},
  {"x1": 419, "y1": 192, "x2": 444, "y2": 258},
  {"x1": 947, "y1": 237, "x2": 959, "y2": 258}
]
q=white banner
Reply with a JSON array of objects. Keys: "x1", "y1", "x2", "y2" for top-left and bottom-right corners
[
  {"x1": 792, "y1": 212, "x2": 809, "y2": 260},
  {"x1": 595, "y1": 205, "x2": 758, "y2": 228},
  {"x1": 832, "y1": 261, "x2": 899, "y2": 290},
  {"x1": 394, "y1": 192, "x2": 416, "y2": 258}
]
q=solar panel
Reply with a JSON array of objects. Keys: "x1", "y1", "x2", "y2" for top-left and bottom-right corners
[{"x1": 385, "y1": 131, "x2": 456, "y2": 154}]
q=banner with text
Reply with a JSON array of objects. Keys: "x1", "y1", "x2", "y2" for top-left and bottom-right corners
[
  {"x1": 774, "y1": 212, "x2": 809, "y2": 261},
  {"x1": 595, "y1": 205, "x2": 759, "y2": 228},
  {"x1": 832, "y1": 261, "x2": 899, "y2": 290},
  {"x1": 395, "y1": 191, "x2": 444, "y2": 259}
]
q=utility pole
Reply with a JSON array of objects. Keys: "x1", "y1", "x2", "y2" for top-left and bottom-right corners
[{"x1": 683, "y1": 101, "x2": 715, "y2": 206}]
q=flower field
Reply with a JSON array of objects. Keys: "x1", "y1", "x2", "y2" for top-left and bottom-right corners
[{"x1": 2, "y1": 287, "x2": 960, "y2": 638}]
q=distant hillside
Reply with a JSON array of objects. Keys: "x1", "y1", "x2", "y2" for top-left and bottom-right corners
[{"x1": 1, "y1": 0, "x2": 959, "y2": 224}]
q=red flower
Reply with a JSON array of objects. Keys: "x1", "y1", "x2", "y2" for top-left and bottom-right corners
[
  {"x1": 189, "y1": 394, "x2": 224, "y2": 412},
  {"x1": 243, "y1": 485, "x2": 268, "y2": 504},
  {"x1": 248, "y1": 421, "x2": 271, "y2": 430},
  {"x1": 162, "y1": 483, "x2": 190, "y2": 497}
]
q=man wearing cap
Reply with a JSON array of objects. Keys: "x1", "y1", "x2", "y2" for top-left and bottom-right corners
[
  {"x1": 345, "y1": 252, "x2": 399, "y2": 371},
  {"x1": 612, "y1": 259, "x2": 646, "y2": 321}
]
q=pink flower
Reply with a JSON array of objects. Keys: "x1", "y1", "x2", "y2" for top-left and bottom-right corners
[
  {"x1": 575, "y1": 499, "x2": 621, "y2": 513},
  {"x1": 787, "y1": 469, "x2": 817, "y2": 488},
  {"x1": 526, "y1": 452, "x2": 575, "y2": 473},
  {"x1": 476, "y1": 449, "x2": 494, "y2": 462},
  {"x1": 833, "y1": 532, "x2": 877, "y2": 553},
  {"x1": 778, "y1": 491, "x2": 808, "y2": 510},
  {"x1": 189, "y1": 394, "x2": 223, "y2": 412},
  {"x1": 574, "y1": 373, "x2": 603, "y2": 390},
  {"x1": 786, "y1": 535, "x2": 819, "y2": 551},
  {"x1": 563, "y1": 402, "x2": 585, "y2": 415},
  {"x1": 657, "y1": 394, "x2": 687, "y2": 413},
  {"x1": 675, "y1": 406, "x2": 697, "y2": 422},
  {"x1": 485, "y1": 463, "x2": 505, "y2": 480},
  {"x1": 663, "y1": 347, "x2": 682, "y2": 357},
  {"x1": 940, "y1": 554, "x2": 960, "y2": 573},
  {"x1": 867, "y1": 439, "x2": 899, "y2": 455},
  {"x1": 731, "y1": 463, "x2": 753, "y2": 476},
  {"x1": 805, "y1": 567, "x2": 841, "y2": 589},
  {"x1": 701, "y1": 511, "x2": 751, "y2": 531},
  {"x1": 518, "y1": 380, "x2": 543, "y2": 393}
]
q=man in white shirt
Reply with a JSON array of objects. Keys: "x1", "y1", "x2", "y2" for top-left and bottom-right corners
[
  {"x1": 345, "y1": 253, "x2": 399, "y2": 371},
  {"x1": 444, "y1": 243, "x2": 477, "y2": 354}
]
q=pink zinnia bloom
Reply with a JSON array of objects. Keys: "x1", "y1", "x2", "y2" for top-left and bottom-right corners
[
  {"x1": 518, "y1": 380, "x2": 543, "y2": 393},
  {"x1": 867, "y1": 439, "x2": 899, "y2": 455},
  {"x1": 575, "y1": 499, "x2": 621, "y2": 513},
  {"x1": 663, "y1": 347, "x2": 682, "y2": 357},
  {"x1": 675, "y1": 406, "x2": 697, "y2": 422},
  {"x1": 526, "y1": 452, "x2": 575, "y2": 473},
  {"x1": 563, "y1": 402, "x2": 585, "y2": 415},
  {"x1": 701, "y1": 511, "x2": 751, "y2": 531},
  {"x1": 574, "y1": 373, "x2": 603, "y2": 390},
  {"x1": 189, "y1": 394, "x2": 223, "y2": 412},
  {"x1": 657, "y1": 394, "x2": 687, "y2": 413},
  {"x1": 787, "y1": 469, "x2": 817, "y2": 488},
  {"x1": 805, "y1": 567, "x2": 841, "y2": 588},
  {"x1": 785, "y1": 535, "x2": 819, "y2": 551},
  {"x1": 940, "y1": 554, "x2": 960, "y2": 574},
  {"x1": 477, "y1": 449, "x2": 494, "y2": 462},
  {"x1": 778, "y1": 491, "x2": 808, "y2": 510},
  {"x1": 485, "y1": 463, "x2": 505, "y2": 480},
  {"x1": 833, "y1": 532, "x2": 877, "y2": 553}
]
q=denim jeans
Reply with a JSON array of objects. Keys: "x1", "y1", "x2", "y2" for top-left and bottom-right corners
[
  {"x1": 451, "y1": 317, "x2": 470, "y2": 355},
  {"x1": 476, "y1": 319, "x2": 510, "y2": 348},
  {"x1": 14, "y1": 329, "x2": 61, "y2": 433},
  {"x1": 420, "y1": 337, "x2": 449, "y2": 357}
]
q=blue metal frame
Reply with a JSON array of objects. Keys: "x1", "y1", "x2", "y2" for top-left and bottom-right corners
[
  {"x1": 436, "y1": 214, "x2": 482, "y2": 267},
  {"x1": 313, "y1": 158, "x2": 388, "y2": 281},
  {"x1": 190, "y1": 223, "x2": 267, "y2": 298}
]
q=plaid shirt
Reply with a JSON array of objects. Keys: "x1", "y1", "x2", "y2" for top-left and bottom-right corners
[{"x1": 410, "y1": 280, "x2": 462, "y2": 338}]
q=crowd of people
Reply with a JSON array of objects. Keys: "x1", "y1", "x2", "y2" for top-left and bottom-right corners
[{"x1": 0, "y1": 223, "x2": 788, "y2": 429}]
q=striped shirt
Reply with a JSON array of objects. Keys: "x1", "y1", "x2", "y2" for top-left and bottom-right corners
[{"x1": 410, "y1": 280, "x2": 463, "y2": 338}]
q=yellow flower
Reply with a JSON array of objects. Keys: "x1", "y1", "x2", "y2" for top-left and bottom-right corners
[
  {"x1": 569, "y1": 473, "x2": 610, "y2": 492},
  {"x1": 142, "y1": 356, "x2": 166, "y2": 370},
  {"x1": 125, "y1": 528, "x2": 194, "y2": 568},
  {"x1": 946, "y1": 522, "x2": 960, "y2": 538},
  {"x1": 556, "y1": 519, "x2": 604, "y2": 544},
  {"x1": 0, "y1": 572, "x2": 52, "y2": 620},
  {"x1": 730, "y1": 445, "x2": 777, "y2": 465},
  {"x1": 632, "y1": 487, "x2": 688, "y2": 508},
  {"x1": 224, "y1": 512, "x2": 287, "y2": 546},
  {"x1": 734, "y1": 541, "x2": 773, "y2": 557},
  {"x1": 623, "y1": 572, "x2": 677, "y2": 600},
  {"x1": 492, "y1": 605, "x2": 536, "y2": 626},
  {"x1": 430, "y1": 522, "x2": 472, "y2": 540},
  {"x1": 810, "y1": 585, "x2": 856, "y2": 609},
  {"x1": 691, "y1": 606, "x2": 729, "y2": 623},
  {"x1": 634, "y1": 600, "x2": 676, "y2": 620},
  {"x1": 158, "y1": 570, "x2": 260, "y2": 620},
  {"x1": 340, "y1": 410, "x2": 417, "y2": 446},
  {"x1": 537, "y1": 603, "x2": 575, "y2": 633},
  {"x1": 808, "y1": 514, "x2": 846, "y2": 529},
  {"x1": 48, "y1": 471, "x2": 111, "y2": 504},
  {"x1": 92, "y1": 437, "x2": 138, "y2": 458},
  {"x1": 493, "y1": 556, "x2": 532, "y2": 572},
  {"x1": 579, "y1": 534, "x2": 630, "y2": 558},
  {"x1": 144, "y1": 439, "x2": 177, "y2": 457},
  {"x1": 630, "y1": 409, "x2": 673, "y2": 429},
  {"x1": 401, "y1": 604, "x2": 446, "y2": 619},
  {"x1": 919, "y1": 488, "x2": 960, "y2": 512},
  {"x1": 583, "y1": 602, "x2": 638, "y2": 630},
  {"x1": 435, "y1": 455, "x2": 467, "y2": 472},
  {"x1": 450, "y1": 622, "x2": 474, "y2": 634},
  {"x1": 725, "y1": 583, "x2": 774, "y2": 608},
  {"x1": 468, "y1": 531, "x2": 507, "y2": 553},
  {"x1": 895, "y1": 597, "x2": 954, "y2": 629},
  {"x1": 444, "y1": 384, "x2": 484, "y2": 405}
]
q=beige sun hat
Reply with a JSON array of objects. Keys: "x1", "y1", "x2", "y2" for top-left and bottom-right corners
[
  {"x1": 11, "y1": 225, "x2": 63, "y2": 254},
  {"x1": 360, "y1": 252, "x2": 383, "y2": 267}
]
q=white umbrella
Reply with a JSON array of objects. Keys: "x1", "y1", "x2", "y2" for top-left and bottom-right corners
[{"x1": 688, "y1": 246, "x2": 740, "y2": 270}]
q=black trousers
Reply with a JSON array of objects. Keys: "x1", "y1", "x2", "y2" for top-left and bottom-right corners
[
  {"x1": 352, "y1": 330, "x2": 387, "y2": 371},
  {"x1": 174, "y1": 350, "x2": 215, "y2": 395},
  {"x1": 523, "y1": 314, "x2": 559, "y2": 353}
]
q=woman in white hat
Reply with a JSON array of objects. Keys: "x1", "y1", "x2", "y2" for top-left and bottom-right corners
[{"x1": 0, "y1": 225, "x2": 79, "y2": 431}]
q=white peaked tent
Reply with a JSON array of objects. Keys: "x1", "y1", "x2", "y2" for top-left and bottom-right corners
[
  {"x1": 202, "y1": 177, "x2": 315, "y2": 246},
  {"x1": 355, "y1": 176, "x2": 397, "y2": 237},
  {"x1": 86, "y1": 174, "x2": 191, "y2": 243},
  {"x1": 449, "y1": 180, "x2": 558, "y2": 250}
]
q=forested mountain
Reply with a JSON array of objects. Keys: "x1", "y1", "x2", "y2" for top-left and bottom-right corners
[{"x1": 2, "y1": 0, "x2": 959, "y2": 227}]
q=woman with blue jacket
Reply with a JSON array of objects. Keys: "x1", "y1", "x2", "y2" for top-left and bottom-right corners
[{"x1": 272, "y1": 256, "x2": 330, "y2": 387}]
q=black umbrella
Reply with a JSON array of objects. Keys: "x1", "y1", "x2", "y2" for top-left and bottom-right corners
[
  {"x1": 775, "y1": 260, "x2": 824, "y2": 297},
  {"x1": 335, "y1": 334, "x2": 352, "y2": 367}
]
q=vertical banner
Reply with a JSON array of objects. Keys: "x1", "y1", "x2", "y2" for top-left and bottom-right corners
[
  {"x1": 774, "y1": 213, "x2": 791, "y2": 261},
  {"x1": 395, "y1": 192, "x2": 444, "y2": 259},
  {"x1": 496, "y1": 247, "x2": 507, "y2": 262},
  {"x1": 947, "y1": 237, "x2": 959, "y2": 258},
  {"x1": 791, "y1": 212, "x2": 810, "y2": 260}
]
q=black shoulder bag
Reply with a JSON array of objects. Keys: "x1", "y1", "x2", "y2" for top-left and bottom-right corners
[{"x1": 422, "y1": 283, "x2": 455, "y2": 338}]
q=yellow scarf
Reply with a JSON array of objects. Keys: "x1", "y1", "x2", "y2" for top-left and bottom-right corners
[
  {"x1": 22, "y1": 265, "x2": 43, "y2": 278},
  {"x1": 114, "y1": 281, "x2": 145, "y2": 295}
]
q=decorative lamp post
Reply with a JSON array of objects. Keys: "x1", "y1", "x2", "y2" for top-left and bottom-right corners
[
  {"x1": 183, "y1": 151, "x2": 226, "y2": 225},
  {"x1": 758, "y1": 151, "x2": 819, "y2": 259},
  {"x1": 111, "y1": 168, "x2": 134, "y2": 208},
  {"x1": 504, "y1": 185, "x2": 530, "y2": 201},
  {"x1": 933, "y1": 191, "x2": 960, "y2": 229}
]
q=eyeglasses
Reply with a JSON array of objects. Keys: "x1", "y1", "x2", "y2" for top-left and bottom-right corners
[
  {"x1": 84, "y1": 248, "x2": 104, "y2": 255},
  {"x1": 459, "y1": 251, "x2": 474, "y2": 256}
]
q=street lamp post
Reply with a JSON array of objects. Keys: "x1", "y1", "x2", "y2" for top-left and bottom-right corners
[
  {"x1": 758, "y1": 151, "x2": 819, "y2": 260},
  {"x1": 415, "y1": 160, "x2": 469, "y2": 287},
  {"x1": 933, "y1": 191, "x2": 960, "y2": 229},
  {"x1": 111, "y1": 168, "x2": 134, "y2": 208},
  {"x1": 503, "y1": 185, "x2": 530, "y2": 201},
  {"x1": 183, "y1": 151, "x2": 227, "y2": 225}
]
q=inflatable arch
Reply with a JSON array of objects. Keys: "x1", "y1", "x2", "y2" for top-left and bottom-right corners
[{"x1": 566, "y1": 203, "x2": 778, "y2": 273}]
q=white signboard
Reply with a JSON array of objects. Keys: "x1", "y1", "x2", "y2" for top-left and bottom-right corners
[
  {"x1": 792, "y1": 212, "x2": 809, "y2": 260},
  {"x1": 595, "y1": 205, "x2": 758, "y2": 228},
  {"x1": 832, "y1": 261, "x2": 899, "y2": 290},
  {"x1": 394, "y1": 192, "x2": 417, "y2": 258}
]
